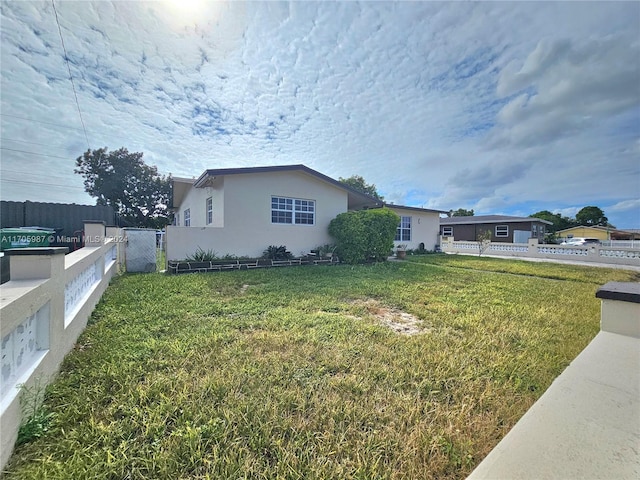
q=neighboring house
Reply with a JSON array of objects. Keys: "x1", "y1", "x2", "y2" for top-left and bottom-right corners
[
  {"x1": 557, "y1": 226, "x2": 640, "y2": 242},
  {"x1": 167, "y1": 164, "x2": 445, "y2": 260},
  {"x1": 440, "y1": 215, "x2": 552, "y2": 243}
]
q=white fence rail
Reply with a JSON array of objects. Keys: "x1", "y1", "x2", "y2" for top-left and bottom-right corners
[
  {"x1": 440, "y1": 237, "x2": 640, "y2": 267},
  {"x1": 0, "y1": 222, "x2": 124, "y2": 469},
  {"x1": 601, "y1": 240, "x2": 640, "y2": 249}
]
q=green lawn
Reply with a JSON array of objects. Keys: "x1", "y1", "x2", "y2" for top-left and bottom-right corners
[{"x1": 5, "y1": 256, "x2": 638, "y2": 479}]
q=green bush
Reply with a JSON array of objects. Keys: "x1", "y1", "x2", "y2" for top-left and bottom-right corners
[
  {"x1": 329, "y1": 208, "x2": 400, "y2": 264},
  {"x1": 262, "y1": 245, "x2": 293, "y2": 260}
]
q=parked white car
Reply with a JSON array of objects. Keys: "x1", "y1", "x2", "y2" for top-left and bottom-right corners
[{"x1": 560, "y1": 237, "x2": 601, "y2": 246}]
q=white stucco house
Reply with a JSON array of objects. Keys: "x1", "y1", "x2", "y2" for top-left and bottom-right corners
[{"x1": 166, "y1": 164, "x2": 445, "y2": 260}]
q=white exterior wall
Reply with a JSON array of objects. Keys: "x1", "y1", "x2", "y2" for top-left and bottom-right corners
[
  {"x1": 167, "y1": 170, "x2": 349, "y2": 260},
  {"x1": 388, "y1": 207, "x2": 442, "y2": 251},
  {"x1": 177, "y1": 177, "x2": 224, "y2": 228}
]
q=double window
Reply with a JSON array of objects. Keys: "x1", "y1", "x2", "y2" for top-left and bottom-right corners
[
  {"x1": 395, "y1": 216, "x2": 411, "y2": 242},
  {"x1": 206, "y1": 197, "x2": 213, "y2": 225},
  {"x1": 184, "y1": 208, "x2": 191, "y2": 227},
  {"x1": 495, "y1": 225, "x2": 508, "y2": 237},
  {"x1": 442, "y1": 226, "x2": 453, "y2": 237},
  {"x1": 271, "y1": 196, "x2": 315, "y2": 225}
]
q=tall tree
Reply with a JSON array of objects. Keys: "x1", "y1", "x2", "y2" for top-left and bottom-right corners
[
  {"x1": 529, "y1": 210, "x2": 575, "y2": 233},
  {"x1": 448, "y1": 208, "x2": 474, "y2": 217},
  {"x1": 75, "y1": 147, "x2": 171, "y2": 228},
  {"x1": 338, "y1": 175, "x2": 384, "y2": 200},
  {"x1": 575, "y1": 206, "x2": 608, "y2": 227}
]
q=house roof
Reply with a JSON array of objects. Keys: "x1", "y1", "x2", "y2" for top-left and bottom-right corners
[
  {"x1": 172, "y1": 164, "x2": 385, "y2": 211},
  {"x1": 385, "y1": 203, "x2": 448, "y2": 215},
  {"x1": 440, "y1": 215, "x2": 553, "y2": 225},
  {"x1": 558, "y1": 225, "x2": 615, "y2": 234}
]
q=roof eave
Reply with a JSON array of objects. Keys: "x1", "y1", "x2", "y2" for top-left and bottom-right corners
[
  {"x1": 441, "y1": 217, "x2": 553, "y2": 226},
  {"x1": 384, "y1": 203, "x2": 448, "y2": 214}
]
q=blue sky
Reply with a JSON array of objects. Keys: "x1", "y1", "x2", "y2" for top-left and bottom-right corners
[{"x1": 1, "y1": 1, "x2": 639, "y2": 227}]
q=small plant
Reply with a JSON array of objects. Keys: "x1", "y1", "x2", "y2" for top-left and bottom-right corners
[
  {"x1": 219, "y1": 254, "x2": 242, "y2": 260},
  {"x1": 262, "y1": 245, "x2": 293, "y2": 260},
  {"x1": 315, "y1": 244, "x2": 337, "y2": 258},
  {"x1": 185, "y1": 247, "x2": 218, "y2": 262},
  {"x1": 17, "y1": 381, "x2": 55, "y2": 446},
  {"x1": 476, "y1": 230, "x2": 493, "y2": 256}
]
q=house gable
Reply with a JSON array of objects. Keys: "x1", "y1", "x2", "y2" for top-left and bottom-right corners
[{"x1": 193, "y1": 164, "x2": 382, "y2": 211}]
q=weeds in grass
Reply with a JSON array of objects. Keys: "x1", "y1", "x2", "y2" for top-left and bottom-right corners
[
  {"x1": 4, "y1": 258, "x2": 636, "y2": 479},
  {"x1": 16, "y1": 380, "x2": 56, "y2": 447}
]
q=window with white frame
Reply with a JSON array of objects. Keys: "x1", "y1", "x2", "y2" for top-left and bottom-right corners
[
  {"x1": 442, "y1": 226, "x2": 453, "y2": 236},
  {"x1": 532, "y1": 224, "x2": 538, "y2": 237},
  {"x1": 495, "y1": 225, "x2": 508, "y2": 237},
  {"x1": 184, "y1": 208, "x2": 191, "y2": 227},
  {"x1": 395, "y1": 216, "x2": 411, "y2": 242},
  {"x1": 206, "y1": 197, "x2": 213, "y2": 225},
  {"x1": 271, "y1": 196, "x2": 315, "y2": 225}
]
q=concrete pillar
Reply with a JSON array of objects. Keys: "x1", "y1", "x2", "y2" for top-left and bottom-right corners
[
  {"x1": 83, "y1": 220, "x2": 105, "y2": 247},
  {"x1": 6, "y1": 247, "x2": 68, "y2": 281},
  {"x1": 596, "y1": 282, "x2": 640, "y2": 338},
  {"x1": 105, "y1": 226, "x2": 120, "y2": 239},
  {"x1": 5, "y1": 247, "x2": 67, "y2": 358}
]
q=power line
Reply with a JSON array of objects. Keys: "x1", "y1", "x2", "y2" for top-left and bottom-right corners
[
  {"x1": 1, "y1": 168, "x2": 76, "y2": 180},
  {"x1": 0, "y1": 178, "x2": 85, "y2": 190},
  {"x1": 0, "y1": 113, "x2": 87, "y2": 132},
  {"x1": 51, "y1": 0, "x2": 91, "y2": 150},
  {"x1": 1, "y1": 137, "x2": 70, "y2": 149},
  {"x1": 0, "y1": 147, "x2": 70, "y2": 160}
]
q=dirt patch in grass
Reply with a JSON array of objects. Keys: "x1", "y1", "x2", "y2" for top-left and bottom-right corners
[{"x1": 350, "y1": 298, "x2": 426, "y2": 335}]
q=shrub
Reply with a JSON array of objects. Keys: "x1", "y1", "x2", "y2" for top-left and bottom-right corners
[
  {"x1": 329, "y1": 208, "x2": 400, "y2": 264},
  {"x1": 314, "y1": 244, "x2": 337, "y2": 258},
  {"x1": 185, "y1": 247, "x2": 218, "y2": 262},
  {"x1": 262, "y1": 245, "x2": 293, "y2": 260}
]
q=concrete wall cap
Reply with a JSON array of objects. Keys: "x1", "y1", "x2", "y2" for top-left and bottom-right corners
[
  {"x1": 4, "y1": 247, "x2": 68, "y2": 256},
  {"x1": 596, "y1": 281, "x2": 640, "y2": 303}
]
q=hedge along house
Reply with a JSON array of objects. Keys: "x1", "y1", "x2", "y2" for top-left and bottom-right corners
[
  {"x1": 167, "y1": 164, "x2": 445, "y2": 261},
  {"x1": 440, "y1": 215, "x2": 553, "y2": 244}
]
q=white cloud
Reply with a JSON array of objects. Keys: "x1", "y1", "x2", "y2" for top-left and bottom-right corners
[
  {"x1": 608, "y1": 199, "x2": 640, "y2": 213},
  {"x1": 1, "y1": 1, "x2": 639, "y2": 228}
]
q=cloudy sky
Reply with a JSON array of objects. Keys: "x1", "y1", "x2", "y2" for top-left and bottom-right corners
[{"x1": 1, "y1": 1, "x2": 639, "y2": 227}]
